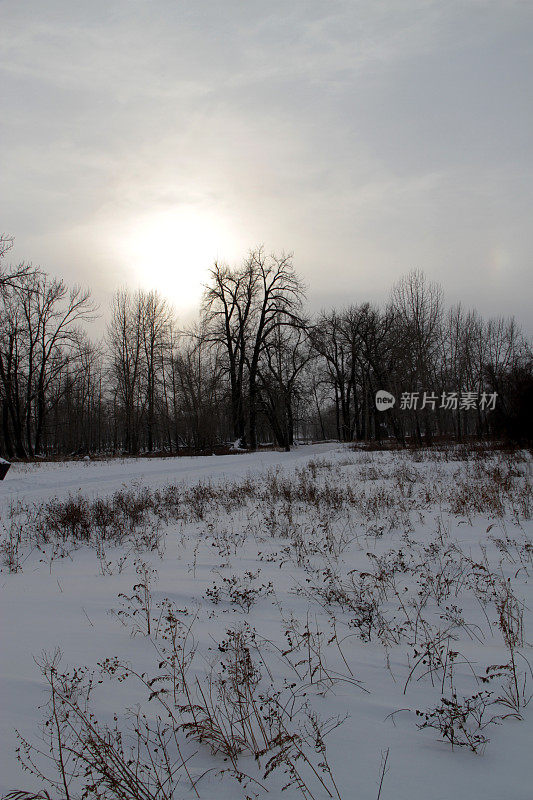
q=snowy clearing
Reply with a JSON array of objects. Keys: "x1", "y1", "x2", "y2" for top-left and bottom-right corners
[{"x1": 1, "y1": 444, "x2": 532, "y2": 800}]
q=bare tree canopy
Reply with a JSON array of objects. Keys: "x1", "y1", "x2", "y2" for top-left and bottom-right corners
[{"x1": 1, "y1": 241, "x2": 532, "y2": 458}]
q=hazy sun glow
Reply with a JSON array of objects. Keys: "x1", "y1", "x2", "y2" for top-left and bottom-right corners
[{"x1": 120, "y1": 208, "x2": 238, "y2": 312}]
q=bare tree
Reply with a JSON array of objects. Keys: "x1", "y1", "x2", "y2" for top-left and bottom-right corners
[
  {"x1": 141, "y1": 291, "x2": 173, "y2": 452},
  {"x1": 309, "y1": 310, "x2": 355, "y2": 441},
  {"x1": 108, "y1": 290, "x2": 146, "y2": 454},
  {"x1": 0, "y1": 235, "x2": 37, "y2": 292},
  {"x1": 2, "y1": 242, "x2": 531, "y2": 456},
  {"x1": 203, "y1": 261, "x2": 251, "y2": 445},
  {"x1": 245, "y1": 249, "x2": 305, "y2": 450},
  {"x1": 0, "y1": 271, "x2": 96, "y2": 455},
  {"x1": 172, "y1": 324, "x2": 226, "y2": 449},
  {"x1": 391, "y1": 270, "x2": 443, "y2": 443},
  {"x1": 204, "y1": 248, "x2": 305, "y2": 449},
  {"x1": 257, "y1": 322, "x2": 312, "y2": 449}
]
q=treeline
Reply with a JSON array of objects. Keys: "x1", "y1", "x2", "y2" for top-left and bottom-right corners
[{"x1": 0, "y1": 235, "x2": 531, "y2": 458}]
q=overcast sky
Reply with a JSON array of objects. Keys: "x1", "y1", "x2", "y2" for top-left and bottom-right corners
[{"x1": 1, "y1": 0, "x2": 532, "y2": 331}]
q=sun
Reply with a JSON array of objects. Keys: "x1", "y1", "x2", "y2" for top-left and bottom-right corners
[{"x1": 120, "y1": 207, "x2": 237, "y2": 312}]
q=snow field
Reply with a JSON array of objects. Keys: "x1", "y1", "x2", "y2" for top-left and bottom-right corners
[{"x1": 1, "y1": 444, "x2": 532, "y2": 799}]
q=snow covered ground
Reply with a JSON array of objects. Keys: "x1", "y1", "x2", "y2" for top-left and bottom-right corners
[{"x1": 1, "y1": 444, "x2": 532, "y2": 800}]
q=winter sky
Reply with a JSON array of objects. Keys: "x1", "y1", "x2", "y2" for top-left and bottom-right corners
[{"x1": 1, "y1": 0, "x2": 532, "y2": 329}]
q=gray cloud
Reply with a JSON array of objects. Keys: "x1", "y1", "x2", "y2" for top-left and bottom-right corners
[{"x1": 1, "y1": 0, "x2": 532, "y2": 330}]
